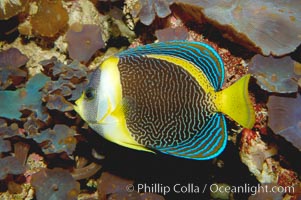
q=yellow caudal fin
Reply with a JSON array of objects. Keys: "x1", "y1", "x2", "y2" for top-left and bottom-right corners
[{"x1": 215, "y1": 74, "x2": 255, "y2": 129}]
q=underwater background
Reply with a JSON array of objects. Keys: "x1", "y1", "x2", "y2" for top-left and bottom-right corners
[{"x1": 0, "y1": 0, "x2": 301, "y2": 199}]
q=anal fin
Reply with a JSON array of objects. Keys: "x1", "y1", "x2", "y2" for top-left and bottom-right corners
[{"x1": 155, "y1": 114, "x2": 227, "y2": 160}]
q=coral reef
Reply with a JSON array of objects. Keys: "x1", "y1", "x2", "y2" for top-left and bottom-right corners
[
  {"x1": 31, "y1": 124, "x2": 77, "y2": 155},
  {"x1": 0, "y1": 48, "x2": 28, "y2": 89},
  {"x1": 248, "y1": 55, "x2": 301, "y2": 93},
  {"x1": 174, "y1": 0, "x2": 301, "y2": 56},
  {"x1": 0, "y1": 156, "x2": 25, "y2": 179},
  {"x1": 97, "y1": 172, "x2": 165, "y2": 200},
  {"x1": 0, "y1": 138, "x2": 11, "y2": 153},
  {"x1": 0, "y1": 119, "x2": 21, "y2": 138},
  {"x1": 41, "y1": 58, "x2": 88, "y2": 104},
  {"x1": 30, "y1": 0, "x2": 69, "y2": 37},
  {"x1": 45, "y1": 94, "x2": 74, "y2": 112},
  {"x1": 0, "y1": 73, "x2": 50, "y2": 120},
  {"x1": 71, "y1": 162, "x2": 102, "y2": 180},
  {"x1": 31, "y1": 168, "x2": 80, "y2": 200},
  {"x1": 98, "y1": 172, "x2": 134, "y2": 197},
  {"x1": 66, "y1": 23, "x2": 105, "y2": 62},
  {"x1": 155, "y1": 26, "x2": 188, "y2": 41},
  {"x1": 0, "y1": 0, "x2": 301, "y2": 199},
  {"x1": 240, "y1": 129, "x2": 277, "y2": 183},
  {"x1": 125, "y1": 0, "x2": 173, "y2": 25},
  {"x1": 0, "y1": 0, "x2": 29, "y2": 20},
  {"x1": 267, "y1": 94, "x2": 301, "y2": 150}
]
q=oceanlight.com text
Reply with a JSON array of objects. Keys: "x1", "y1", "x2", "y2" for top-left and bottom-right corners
[
  {"x1": 126, "y1": 183, "x2": 295, "y2": 196},
  {"x1": 209, "y1": 183, "x2": 294, "y2": 196}
]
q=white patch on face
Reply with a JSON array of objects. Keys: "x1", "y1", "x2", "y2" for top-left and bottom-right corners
[{"x1": 97, "y1": 57, "x2": 122, "y2": 123}]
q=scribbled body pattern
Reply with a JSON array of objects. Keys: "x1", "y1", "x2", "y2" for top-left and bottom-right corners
[{"x1": 75, "y1": 41, "x2": 255, "y2": 160}]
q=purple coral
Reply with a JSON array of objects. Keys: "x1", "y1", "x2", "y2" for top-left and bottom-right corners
[
  {"x1": 0, "y1": 138, "x2": 11, "y2": 153},
  {"x1": 66, "y1": 24, "x2": 105, "y2": 63},
  {"x1": 31, "y1": 168, "x2": 80, "y2": 200},
  {"x1": 98, "y1": 172, "x2": 134, "y2": 196},
  {"x1": 0, "y1": 48, "x2": 28, "y2": 89},
  {"x1": 178, "y1": 0, "x2": 301, "y2": 56},
  {"x1": 32, "y1": 124, "x2": 77, "y2": 155},
  {"x1": 41, "y1": 58, "x2": 88, "y2": 102},
  {"x1": 155, "y1": 26, "x2": 188, "y2": 41},
  {"x1": 0, "y1": 120, "x2": 21, "y2": 138},
  {"x1": 97, "y1": 172, "x2": 166, "y2": 199},
  {"x1": 248, "y1": 55, "x2": 300, "y2": 93},
  {"x1": 39, "y1": 58, "x2": 88, "y2": 119},
  {"x1": 0, "y1": 48, "x2": 28, "y2": 68},
  {"x1": 0, "y1": 156, "x2": 25, "y2": 179},
  {"x1": 46, "y1": 94, "x2": 74, "y2": 112},
  {"x1": 132, "y1": 0, "x2": 173, "y2": 25},
  {"x1": 267, "y1": 94, "x2": 301, "y2": 150}
]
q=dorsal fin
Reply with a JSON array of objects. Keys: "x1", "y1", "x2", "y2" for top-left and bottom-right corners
[{"x1": 117, "y1": 41, "x2": 225, "y2": 90}]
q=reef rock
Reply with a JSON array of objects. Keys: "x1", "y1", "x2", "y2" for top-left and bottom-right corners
[
  {"x1": 30, "y1": 0, "x2": 69, "y2": 37},
  {"x1": 31, "y1": 168, "x2": 79, "y2": 200},
  {"x1": 66, "y1": 23, "x2": 105, "y2": 62},
  {"x1": 248, "y1": 55, "x2": 300, "y2": 93},
  {"x1": 0, "y1": 73, "x2": 50, "y2": 120},
  {"x1": 0, "y1": 0, "x2": 29, "y2": 20},
  {"x1": 175, "y1": 0, "x2": 301, "y2": 56},
  {"x1": 125, "y1": 0, "x2": 173, "y2": 25},
  {"x1": 267, "y1": 94, "x2": 301, "y2": 151}
]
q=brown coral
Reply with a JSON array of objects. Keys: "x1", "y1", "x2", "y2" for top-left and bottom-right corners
[
  {"x1": 0, "y1": 0, "x2": 29, "y2": 20},
  {"x1": 30, "y1": 0, "x2": 69, "y2": 37},
  {"x1": 31, "y1": 168, "x2": 80, "y2": 200}
]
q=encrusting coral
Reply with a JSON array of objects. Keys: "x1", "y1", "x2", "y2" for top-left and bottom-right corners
[
  {"x1": 66, "y1": 23, "x2": 105, "y2": 63},
  {"x1": 97, "y1": 172, "x2": 165, "y2": 199},
  {"x1": 0, "y1": 73, "x2": 50, "y2": 120},
  {"x1": 0, "y1": 0, "x2": 29, "y2": 20},
  {"x1": 0, "y1": 156, "x2": 25, "y2": 180},
  {"x1": 30, "y1": 0, "x2": 69, "y2": 37},
  {"x1": 125, "y1": 0, "x2": 173, "y2": 26},
  {"x1": 248, "y1": 55, "x2": 301, "y2": 93},
  {"x1": 0, "y1": 138, "x2": 11, "y2": 153},
  {"x1": 155, "y1": 26, "x2": 188, "y2": 41},
  {"x1": 0, "y1": 0, "x2": 301, "y2": 199},
  {"x1": 267, "y1": 94, "x2": 301, "y2": 151},
  {"x1": 31, "y1": 168, "x2": 80, "y2": 200},
  {"x1": 174, "y1": 0, "x2": 301, "y2": 56},
  {"x1": 125, "y1": 0, "x2": 301, "y2": 55},
  {"x1": 31, "y1": 124, "x2": 77, "y2": 155},
  {"x1": 41, "y1": 57, "x2": 88, "y2": 109},
  {"x1": 0, "y1": 48, "x2": 28, "y2": 89}
]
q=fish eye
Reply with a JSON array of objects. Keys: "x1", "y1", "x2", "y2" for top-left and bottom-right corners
[{"x1": 84, "y1": 87, "x2": 95, "y2": 100}]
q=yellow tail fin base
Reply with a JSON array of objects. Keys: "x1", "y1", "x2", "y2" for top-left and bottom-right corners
[{"x1": 215, "y1": 74, "x2": 255, "y2": 129}]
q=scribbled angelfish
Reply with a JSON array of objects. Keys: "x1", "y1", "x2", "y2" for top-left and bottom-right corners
[{"x1": 74, "y1": 41, "x2": 255, "y2": 160}]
